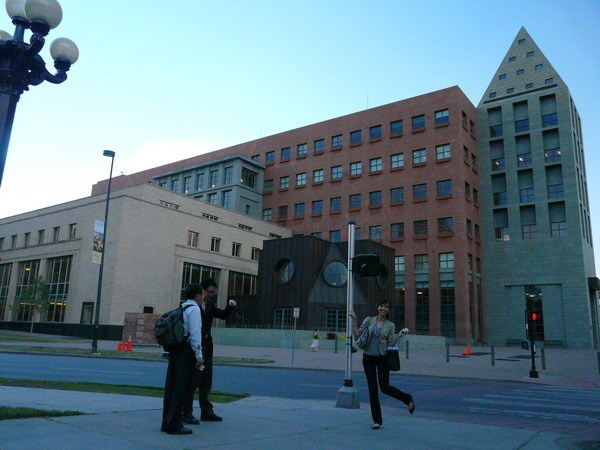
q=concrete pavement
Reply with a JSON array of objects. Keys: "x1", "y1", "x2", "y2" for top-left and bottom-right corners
[{"x1": 1, "y1": 334, "x2": 599, "y2": 448}]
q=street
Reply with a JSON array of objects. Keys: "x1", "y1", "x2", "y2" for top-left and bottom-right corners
[{"x1": 1, "y1": 352, "x2": 598, "y2": 440}]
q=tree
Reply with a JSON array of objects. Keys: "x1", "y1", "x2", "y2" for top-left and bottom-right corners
[{"x1": 13, "y1": 277, "x2": 51, "y2": 332}]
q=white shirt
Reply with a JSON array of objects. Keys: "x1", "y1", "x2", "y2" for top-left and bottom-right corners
[{"x1": 181, "y1": 299, "x2": 203, "y2": 359}]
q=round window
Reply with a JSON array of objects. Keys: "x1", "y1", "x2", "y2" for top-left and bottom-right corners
[
  {"x1": 323, "y1": 261, "x2": 348, "y2": 287},
  {"x1": 275, "y1": 259, "x2": 295, "y2": 284}
]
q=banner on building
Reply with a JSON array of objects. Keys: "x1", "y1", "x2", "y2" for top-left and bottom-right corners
[{"x1": 93, "y1": 219, "x2": 105, "y2": 264}]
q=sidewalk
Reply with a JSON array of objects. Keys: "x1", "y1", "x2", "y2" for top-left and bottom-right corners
[{"x1": 1, "y1": 334, "x2": 599, "y2": 449}]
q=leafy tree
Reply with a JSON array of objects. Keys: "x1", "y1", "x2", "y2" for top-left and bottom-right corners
[{"x1": 13, "y1": 277, "x2": 51, "y2": 333}]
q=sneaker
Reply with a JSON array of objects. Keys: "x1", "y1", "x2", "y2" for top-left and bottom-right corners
[
  {"x1": 182, "y1": 415, "x2": 200, "y2": 425},
  {"x1": 371, "y1": 423, "x2": 381, "y2": 430}
]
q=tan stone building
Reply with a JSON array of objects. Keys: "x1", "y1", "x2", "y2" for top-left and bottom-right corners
[{"x1": 0, "y1": 183, "x2": 290, "y2": 338}]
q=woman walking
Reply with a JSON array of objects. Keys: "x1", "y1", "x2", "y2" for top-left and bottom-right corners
[
  {"x1": 309, "y1": 329, "x2": 320, "y2": 351},
  {"x1": 350, "y1": 301, "x2": 414, "y2": 430}
]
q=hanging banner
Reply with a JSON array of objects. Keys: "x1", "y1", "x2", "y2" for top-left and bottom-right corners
[{"x1": 93, "y1": 219, "x2": 105, "y2": 264}]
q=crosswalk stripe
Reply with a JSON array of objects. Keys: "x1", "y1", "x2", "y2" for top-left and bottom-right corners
[
  {"x1": 464, "y1": 397, "x2": 600, "y2": 413},
  {"x1": 465, "y1": 406, "x2": 600, "y2": 424}
]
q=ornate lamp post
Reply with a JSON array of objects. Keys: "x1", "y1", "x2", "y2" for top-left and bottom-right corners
[
  {"x1": 91, "y1": 150, "x2": 115, "y2": 355},
  {"x1": 0, "y1": 0, "x2": 78, "y2": 186}
]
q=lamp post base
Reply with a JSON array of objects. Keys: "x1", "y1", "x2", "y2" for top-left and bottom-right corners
[
  {"x1": 336, "y1": 385, "x2": 360, "y2": 409},
  {"x1": 529, "y1": 369, "x2": 539, "y2": 378}
]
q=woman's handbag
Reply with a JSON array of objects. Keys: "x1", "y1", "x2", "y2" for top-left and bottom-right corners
[
  {"x1": 357, "y1": 328, "x2": 369, "y2": 349},
  {"x1": 386, "y1": 347, "x2": 401, "y2": 371}
]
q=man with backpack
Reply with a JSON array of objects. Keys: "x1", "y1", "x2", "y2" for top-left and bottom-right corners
[{"x1": 161, "y1": 284, "x2": 205, "y2": 434}]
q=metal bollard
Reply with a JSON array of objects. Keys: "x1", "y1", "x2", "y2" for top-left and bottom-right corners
[
  {"x1": 541, "y1": 346, "x2": 546, "y2": 370},
  {"x1": 334, "y1": 337, "x2": 338, "y2": 354},
  {"x1": 405, "y1": 340, "x2": 410, "y2": 359},
  {"x1": 491, "y1": 345, "x2": 495, "y2": 366},
  {"x1": 446, "y1": 342, "x2": 450, "y2": 363}
]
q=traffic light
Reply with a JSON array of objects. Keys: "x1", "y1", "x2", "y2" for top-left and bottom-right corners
[
  {"x1": 530, "y1": 312, "x2": 539, "y2": 321},
  {"x1": 353, "y1": 254, "x2": 380, "y2": 276}
]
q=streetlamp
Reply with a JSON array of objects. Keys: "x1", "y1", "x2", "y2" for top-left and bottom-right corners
[
  {"x1": 91, "y1": 150, "x2": 115, "y2": 354},
  {"x1": 0, "y1": 0, "x2": 78, "y2": 186}
]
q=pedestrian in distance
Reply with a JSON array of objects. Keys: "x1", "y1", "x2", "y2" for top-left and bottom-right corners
[
  {"x1": 182, "y1": 278, "x2": 236, "y2": 424},
  {"x1": 161, "y1": 284, "x2": 205, "y2": 434},
  {"x1": 310, "y1": 329, "x2": 320, "y2": 351},
  {"x1": 349, "y1": 300, "x2": 414, "y2": 430}
]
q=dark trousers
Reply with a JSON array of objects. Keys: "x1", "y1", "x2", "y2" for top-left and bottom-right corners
[
  {"x1": 162, "y1": 345, "x2": 196, "y2": 431},
  {"x1": 183, "y1": 342, "x2": 214, "y2": 416},
  {"x1": 362, "y1": 353, "x2": 412, "y2": 424}
]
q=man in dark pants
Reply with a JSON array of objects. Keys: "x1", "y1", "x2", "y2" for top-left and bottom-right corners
[
  {"x1": 183, "y1": 278, "x2": 236, "y2": 423},
  {"x1": 161, "y1": 284, "x2": 205, "y2": 434}
]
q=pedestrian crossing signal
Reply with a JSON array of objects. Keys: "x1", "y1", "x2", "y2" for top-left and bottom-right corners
[{"x1": 530, "y1": 312, "x2": 539, "y2": 321}]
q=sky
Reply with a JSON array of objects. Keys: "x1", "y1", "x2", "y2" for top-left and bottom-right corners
[{"x1": 1, "y1": 0, "x2": 599, "y2": 263}]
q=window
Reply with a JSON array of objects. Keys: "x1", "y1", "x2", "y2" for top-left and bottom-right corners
[
  {"x1": 494, "y1": 192, "x2": 507, "y2": 205},
  {"x1": 391, "y1": 187, "x2": 404, "y2": 203},
  {"x1": 395, "y1": 256, "x2": 405, "y2": 272},
  {"x1": 278, "y1": 205, "x2": 288, "y2": 219},
  {"x1": 296, "y1": 172, "x2": 306, "y2": 186},
  {"x1": 222, "y1": 190, "x2": 232, "y2": 209},
  {"x1": 349, "y1": 194, "x2": 361, "y2": 209},
  {"x1": 251, "y1": 247, "x2": 260, "y2": 261},
  {"x1": 492, "y1": 157, "x2": 505, "y2": 171},
  {"x1": 232, "y1": 242, "x2": 241, "y2": 257},
  {"x1": 489, "y1": 92, "x2": 496, "y2": 99},
  {"x1": 350, "y1": 130, "x2": 361, "y2": 144},
  {"x1": 297, "y1": 143, "x2": 307, "y2": 157},
  {"x1": 439, "y1": 252, "x2": 454, "y2": 270},
  {"x1": 535, "y1": 64, "x2": 543, "y2": 70},
  {"x1": 517, "y1": 153, "x2": 532, "y2": 167},
  {"x1": 370, "y1": 125, "x2": 382, "y2": 140},
  {"x1": 545, "y1": 148, "x2": 561, "y2": 162},
  {"x1": 266, "y1": 151, "x2": 275, "y2": 164},
  {"x1": 313, "y1": 169, "x2": 324, "y2": 183},
  {"x1": 490, "y1": 124, "x2": 503, "y2": 137},
  {"x1": 471, "y1": 153, "x2": 477, "y2": 169},
  {"x1": 526, "y1": 83, "x2": 533, "y2": 89},
  {"x1": 515, "y1": 119, "x2": 529, "y2": 132},
  {"x1": 37, "y1": 230, "x2": 44, "y2": 245},
  {"x1": 264, "y1": 179, "x2": 273, "y2": 191},
  {"x1": 210, "y1": 169, "x2": 219, "y2": 187},
  {"x1": 436, "y1": 144, "x2": 450, "y2": 160},
  {"x1": 312, "y1": 200, "x2": 323, "y2": 214},
  {"x1": 330, "y1": 230, "x2": 341, "y2": 242},
  {"x1": 274, "y1": 308, "x2": 292, "y2": 329},
  {"x1": 330, "y1": 197, "x2": 341, "y2": 212},
  {"x1": 251, "y1": 154, "x2": 260, "y2": 162},
  {"x1": 390, "y1": 120, "x2": 403, "y2": 135},
  {"x1": 436, "y1": 179, "x2": 452, "y2": 196},
  {"x1": 415, "y1": 254, "x2": 429, "y2": 270},
  {"x1": 326, "y1": 309, "x2": 347, "y2": 332},
  {"x1": 281, "y1": 147, "x2": 291, "y2": 160},
  {"x1": 526, "y1": 50, "x2": 533, "y2": 56},
  {"x1": 53, "y1": 226, "x2": 60, "y2": 243},
  {"x1": 331, "y1": 165, "x2": 342, "y2": 180},
  {"x1": 207, "y1": 193, "x2": 217, "y2": 204},
  {"x1": 467, "y1": 219, "x2": 473, "y2": 235},
  {"x1": 196, "y1": 173, "x2": 205, "y2": 190},
  {"x1": 280, "y1": 176, "x2": 289, "y2": 189},
  {"x1": 498, "y1": 74, "x2": 506, "y2": 80},
  {"x1": 438, "y1": 217, "x2": 453, "y2": 234},
  {"x1": 520, "y1": 187, "x2": 535, "y2": 202},
  {"x1": 314, "y1": 139, "x2": 325, "y2": 153},
  {"x1": 187, "y1": 231, "x2": 199, "y2": 247},
  {"x1": 414, "y1": 220, "x2": 428, "y2": 236},
  {"x1": 507, "y1": 87, "x2": 514, "y2": 94},
  {"x1": 332, "y1": 134, "x2": 343, "y2": 148},
  {"x1": 542, "y1": 113, "x2": 558, "y2": 127},
  {"x1": 545, "y1": 78, "x2": 554, "y2": 85},
  {"x1": 516, "y1": 68, "x2": 524, "y2": 75},
  {"x1": 262, "y1": 208, "x2": 272, "y2": 221},
  {"x1": 278, "y1": 261, "x2": 295, "y2": 284},
  {"x1": 369, "y1": 191, "x2": 382, "y2": 207},
  {"x1": 391, "y1": 153, "x2": 404, "y2": 168},
  {"x1": 509, "y1": 56, "x2": 516, "y2": 62},
  {"x1": 391, "y1": 223, "x2": 404, "y2": 239},
  {"x1": 69, "y1": 223, "x2": 77, "y2": 240},
  {"x1": 24, "y1": 232, "x2": 30, "y2": 247},
  {"x1": 210, "y1": 237, "x2": 221, "y2": 252},
  {"x1": 369, "y1": 225, "x2": 382, "y2": 240},
  {"x1": 412, "y1": 115, "x2": 425, "y2": 130},
  {"x1": 435, "y1": 109, "x2": 449, "y2": 124},
  {"x1": 473, "y1": 188, "x2": 479, "y2": 204},
  {"x1": 548, "y1": 184, "x2": 564, "y2": 199},
  {"x1": 171, "y1": 179, "x2": 180, "y2": 192},
  {"x1": 413, "y1": 148, "x2": 426, "y2": 164},
  {"x1": 522, "y1": 224, "x2": 537, "y2": 239},
  {"x1": 350, "y1": 161, "x2": 362, "y2": 176},
  {"x1": 369, "y1": 157, "x2": 382, "y2": 172},
  {"x1": 311, "y1": 232, "x2": 322, "y2": 238},
  {"x1": 294, "y1": 203, "x2": 305, "y2": 216},
  {"x1": 241, "y1": 168, "x2": 256, "y2": 188},
  {"x1": 413, "y1": 183, "x2": 427, "y2": 200},
  {"x1": 551, "y1": 221, "x2": 567, "y2": 237},
  {"x1": 223, "y1": 167, "x2": 233, "y2": 185},
  {"x1": 183, "y1": 176, "x2": 192, "y2": 193}
]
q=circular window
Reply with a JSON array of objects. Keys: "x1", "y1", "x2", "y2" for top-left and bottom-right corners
[
  {"x1": 275, "y1": 259, "x2": 295, "y2": 284},
  {"x1": 323, "y1": 261, "x2": 348, "y2": 287},
  {"x1": 377, "y1": 265, "x2": 388, "y2": 289}
]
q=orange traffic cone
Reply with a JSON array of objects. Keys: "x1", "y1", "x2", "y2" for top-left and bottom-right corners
[
  {"x1": 125, "y1": 334, "x2": 133, "y2": 351},
  {"x1": 117, "y1": 341, "x2": 125, "y2": 351},
  {"x1": 463, "y1": 345, "x2": 471, "y2": 356}
]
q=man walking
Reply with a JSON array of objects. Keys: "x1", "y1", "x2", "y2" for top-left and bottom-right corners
[
  {"x1": 183, "y1": 277, "x2": 236, "y2": 423},
  {"x1": 161, "y1": 284, "x2": 205, "y2": 434}
]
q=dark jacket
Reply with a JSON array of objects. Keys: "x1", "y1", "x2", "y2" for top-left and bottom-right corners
[{"x1": 202, "y1": 300, "x2": 234, "y2": 356}]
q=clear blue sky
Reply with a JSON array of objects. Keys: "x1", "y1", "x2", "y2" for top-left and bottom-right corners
[{"x1": 1, "y1": 0, "x2": 599, "y2": 264}]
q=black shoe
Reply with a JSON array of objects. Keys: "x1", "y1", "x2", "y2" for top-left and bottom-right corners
[
  {"x1": 182, "y1": 415, "x2": 200, "y2": 425},
  {"x1": 371, "y1": 423, "x2": 381, "y2": 430},
  {"x1": 160, "y1": 425, "x2": 166, "y2": 432},
  {"x1": 166, "y1": 426, "x2": 193, "y2": 435},
  {"x1": 201, "y1": 412, "x2": 223, "y2": 422},
  {"x1": 407, "y1": 398, "x2": 415, "y2": 414}
]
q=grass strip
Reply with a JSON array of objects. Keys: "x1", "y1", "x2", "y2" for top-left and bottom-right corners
[
  {"x1": 0, "y1": 406, "x2": 84, "y2": 421},
  {"x1": 0, "y1": 377, "x2": 249, "y2": 403},
  {"x1": 0, "y1": 332, "x2": 89, "y2": 344},
  {"x1": 0, "y1": 344, "x2": 274, "y2": 365}
]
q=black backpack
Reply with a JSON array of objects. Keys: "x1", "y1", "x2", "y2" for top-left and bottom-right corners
[{"x1": 154, "y1": 303, "x2": 193, "y2": 351}]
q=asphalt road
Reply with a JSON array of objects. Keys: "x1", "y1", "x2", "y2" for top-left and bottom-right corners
[{"x1": 2, "y1": 353, "x2": 599, "y2": 439}]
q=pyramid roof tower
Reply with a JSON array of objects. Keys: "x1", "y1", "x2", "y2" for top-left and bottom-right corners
[{"x1": 478, "y1": 27, "x2": 567, "y2": 107}]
